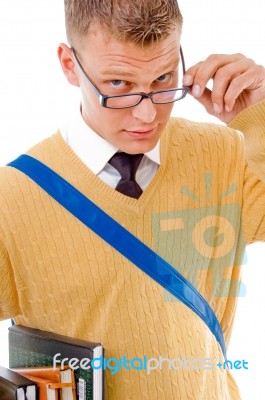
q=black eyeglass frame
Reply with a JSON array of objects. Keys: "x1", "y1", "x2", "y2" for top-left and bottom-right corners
[{"x1": 71, "y1": 46, "x2": 190, "y2": 109}]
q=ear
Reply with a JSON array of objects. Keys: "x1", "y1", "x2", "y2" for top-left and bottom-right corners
[{"x1": 57, "y1": 43, "x2": 80, "y2": 87}]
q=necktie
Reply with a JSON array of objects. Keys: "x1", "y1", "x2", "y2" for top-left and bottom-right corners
[{"x1": 108, "y1": 152, "x2": 144, "y2": 199}]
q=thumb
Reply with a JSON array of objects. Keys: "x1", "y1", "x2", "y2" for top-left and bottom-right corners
[{"x1": 190, "y1": 86, "x2": 216, "y2": 115}]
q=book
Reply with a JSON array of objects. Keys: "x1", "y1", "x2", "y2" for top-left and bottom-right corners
[
  {"x1": 9, "y1": 325, "x2": 104, "y2": 400},
  {"x1": 13, "y1": 366, "x2": 76, "y2": 400},
  {"x1": 0, "y1": 365, "x2": 37, "y2": 400},
  {"x1": 14, "y1": 374, "x2": 59, "y2": 400}
]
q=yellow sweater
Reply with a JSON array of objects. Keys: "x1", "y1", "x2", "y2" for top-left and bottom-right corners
[{"x1": 1, "y1": 101, "x2": 265, "y2": 399}]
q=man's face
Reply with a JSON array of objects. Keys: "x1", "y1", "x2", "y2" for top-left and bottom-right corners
[{"x1": 71, "y1": 27, "x2": 181, "y2": 154}]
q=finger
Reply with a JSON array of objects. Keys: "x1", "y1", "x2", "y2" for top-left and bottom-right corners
[
  {"x1": 223, "y1": 69, "x2": 263, "y2": 112},
  {"x1": 211, "y1": 58, "x2": 254, "y2": 113},
  {"x1": 183, "y1": 54, "x2": 245, "y2": 98},
  {"x1": 183, "y1": 61, "x2": 204, "y2": 86},
  {"x1": 188, "y1": 86, "x2": 216, "y2": 115}
]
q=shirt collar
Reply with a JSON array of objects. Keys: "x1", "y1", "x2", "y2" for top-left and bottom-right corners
[{"x1": 60, "y1": 109, "x2": 161, "y2": 175}]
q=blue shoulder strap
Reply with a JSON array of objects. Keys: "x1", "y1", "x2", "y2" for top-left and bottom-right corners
[{"x1": 8, "y1": 154, "x2": 226, "y2": 359}]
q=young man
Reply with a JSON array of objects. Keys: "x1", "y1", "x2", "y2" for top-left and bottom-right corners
[{"x1": 1, "y1": 0, "x2": 265, "y2": 398}]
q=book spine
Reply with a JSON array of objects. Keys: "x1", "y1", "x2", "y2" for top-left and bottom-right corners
[{"x1": 9, "y1": 346, "x2": 92, "y2": 400}]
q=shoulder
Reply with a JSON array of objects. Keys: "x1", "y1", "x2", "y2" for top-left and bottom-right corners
[
  {"x1": 167, "y1": 116, "x2": 244, "y2": 148},
  {"x1": 0, "y1": 133, "x2": 61, "y2": 200},
  {"x1": 163, "y1": 117, "x2": 246, "y2": 175}
]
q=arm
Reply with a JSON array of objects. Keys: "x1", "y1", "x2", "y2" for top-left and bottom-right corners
[
  {"x1": 0, "y1": 236, "x2": 21, "y2": 321},
  {"x1": 184, "y1": 54, "x2": 265, "y2": 243}
]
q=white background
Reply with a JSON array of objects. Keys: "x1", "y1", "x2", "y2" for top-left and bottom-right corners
[{"x1": 0, "y1": 1, "x2": 265, "y2": 399}]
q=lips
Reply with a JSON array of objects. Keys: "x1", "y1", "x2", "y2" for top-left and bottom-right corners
[{"x1": 125, "y1": 127, "x2": 157, "y2": 138}]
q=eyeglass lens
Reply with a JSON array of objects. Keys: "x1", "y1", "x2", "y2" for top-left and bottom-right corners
[{"x1": 105, "y1": 89, "x2": 186, "y2": 108}]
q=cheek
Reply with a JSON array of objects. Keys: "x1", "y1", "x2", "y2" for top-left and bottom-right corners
[
  {"x1": 81, "y1": 93, "x2": 128, "y2": 137},
  {"x1": 80, "y1": 86, "x2": 97, "y2": 111},
  {"x1": 80, "y1": 84, "x2": 124, "y2": 123},
  {"x1": 157, "y1": 103, "x2": 174, "y2": 120},
  {"x1": 100, "y1": 111, "x2": 133, "y2": 143}
]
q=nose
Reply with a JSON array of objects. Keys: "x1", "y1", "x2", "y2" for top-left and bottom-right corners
[{"x1": 131, "y1": 98, "x2": 157, "y2": 123}]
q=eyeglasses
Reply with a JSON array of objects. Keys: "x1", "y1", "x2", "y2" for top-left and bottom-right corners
[{"x1": 71, "y1": 46, "x2": 190, "y2": 109}]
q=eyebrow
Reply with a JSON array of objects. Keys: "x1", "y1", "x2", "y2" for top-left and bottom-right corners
[
  {"x1": 100, "y1": 68, "x2": 136, "y2": 77},
  {"x1": 155, "y1": 59, "x2": 180, "y2": 75},
  {"x1": 100, "y1": 59, "x2": 180, "y2": 78}
]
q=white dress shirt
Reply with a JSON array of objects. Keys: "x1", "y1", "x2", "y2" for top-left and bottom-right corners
[{"x1": 60, "y1": 110, "x2": 160, "y2": 190}]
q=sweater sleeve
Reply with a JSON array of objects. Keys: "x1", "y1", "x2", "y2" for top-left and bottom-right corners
[
  {"x1": 229, "y1": 99, "x2": 265, "y2": 244},
  {"x1": 0, "y1": 176, "x2": 22, "y2": 320},
  {"x1": 0, "y1": 237, "x2": 21, "y2": 320}
]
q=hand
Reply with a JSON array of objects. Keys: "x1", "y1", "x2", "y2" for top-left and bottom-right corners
[{"x1": 183, "y1": 53, "x2": 265, "y2": 124}]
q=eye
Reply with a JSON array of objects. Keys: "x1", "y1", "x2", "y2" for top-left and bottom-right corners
[
  {"x1": 155, "y1": 73, "x2": 172, "y2": 83},
  {"x1": 109, "y1": 80, "x2": 127, "y2": 88}
]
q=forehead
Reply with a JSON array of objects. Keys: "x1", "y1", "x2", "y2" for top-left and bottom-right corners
[{"x1": 78, "y1": 27, "x2": 181, "y2": 74}]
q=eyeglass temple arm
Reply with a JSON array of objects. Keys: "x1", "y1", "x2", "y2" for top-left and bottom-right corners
[
  {"x1": 71, "y1": 47, "x2": 102, "y2": 97},
  {"x1": 180, "y1": 45, "x2": 186, "y2": 76}
]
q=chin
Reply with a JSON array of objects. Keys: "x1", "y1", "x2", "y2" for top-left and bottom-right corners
[
  {"x1": 122, "y1": 139, "x2": 158, "y2": 154},
  {"x1": 123, "y1": 132, "x2": 161, "y2": 154}
]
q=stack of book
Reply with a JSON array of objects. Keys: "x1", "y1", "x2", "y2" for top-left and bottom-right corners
[
  {"x1": 0, "y1": 364, "x2": 76, "y2": 400},
  {"x1": 0, "y1": 365, "x2": 37, "y2": 400},
  {"x1": 8, "y1": 325, "x2": 104, "y2": 400},
  {"x1": 13, "y1": 365, "x2": 76, "y2": 400}
]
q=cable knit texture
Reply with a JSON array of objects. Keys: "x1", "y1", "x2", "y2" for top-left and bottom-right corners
[{"x1": 1, "y1": 101, "x2": 265, "y2": 399}]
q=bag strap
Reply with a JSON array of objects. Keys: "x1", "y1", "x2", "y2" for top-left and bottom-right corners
[{"x1": 8, "y1": 154, "x2": 226, "y2": 359}]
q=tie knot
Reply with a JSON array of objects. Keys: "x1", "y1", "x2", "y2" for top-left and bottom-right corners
[
  {"x1": 108, "y1": 152, "x2": 143, "y2": 180},
  {"x1": 108, "y1": 152, "x2": 144, "y2": 199}
]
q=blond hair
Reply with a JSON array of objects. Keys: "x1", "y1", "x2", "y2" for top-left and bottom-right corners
[{"x1": 64, "y1": 0, "x2": 183, "y2": 47}]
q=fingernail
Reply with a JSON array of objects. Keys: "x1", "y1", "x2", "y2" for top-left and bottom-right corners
[
  {"x1": 192, "y1": 84, "x2": 201, "y2": 97},
  {"x1": 213, "y1": 103, "x2": 221, "y2": 114},
  {"x1": 183, "y1": 75, "x2": 192, "y2": 85}
]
